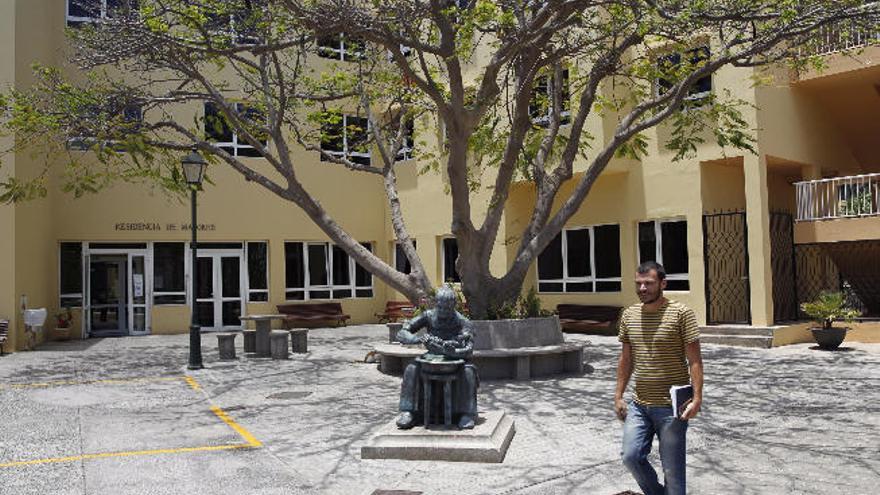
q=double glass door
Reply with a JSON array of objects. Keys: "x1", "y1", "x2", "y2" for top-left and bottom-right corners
[
  {"x1": 86, "y1": 252, "x2": 149, "y2": 336},
  {"x1": 195, "y1": 251, "x2": 244, "y2": 331}
]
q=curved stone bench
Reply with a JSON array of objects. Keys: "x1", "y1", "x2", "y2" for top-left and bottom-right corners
[{"x1": 375, "y1": 316, "x2": 589, "y2": 380}]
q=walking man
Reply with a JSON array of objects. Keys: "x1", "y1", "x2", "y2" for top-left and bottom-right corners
[{"x1": 615, "y1": 261, "x2": 703, "y2": 495}]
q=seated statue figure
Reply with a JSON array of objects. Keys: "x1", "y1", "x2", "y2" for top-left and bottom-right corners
[{"x1": 396, "y1": 286, "x2": 478, "y2": 430}]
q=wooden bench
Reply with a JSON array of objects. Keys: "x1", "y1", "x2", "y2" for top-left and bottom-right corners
[
  {"x1": 0, "y1": 319, "x2": 8, "y2": 355},
  {"x1": 276, "y1": 303, "x2": 350, "y2": 329},
  {"x1": 375, "y1": 301, "x2": 415, "y2": 323},
  {"x1": 556, "y1": 304, "x2": 623, "y2": 335}
]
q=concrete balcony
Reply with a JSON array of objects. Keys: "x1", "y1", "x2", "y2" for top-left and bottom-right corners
[
  {"x1": 799, "y1": 20, "x2": 879, "y2": 59},
  {"x1": 796, "y1": 11, "x2": 880, "y2": 83},
  {"x1": 794, "y1": 173, "x2": 880, "y2": 316},
  {"x1": 794, "y1": 173, "x2": 880, "y2": 243}
]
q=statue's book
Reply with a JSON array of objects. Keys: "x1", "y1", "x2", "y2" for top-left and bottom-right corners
[{"x1": 669, "y1": 384, "x2": 693, "y2": 419}]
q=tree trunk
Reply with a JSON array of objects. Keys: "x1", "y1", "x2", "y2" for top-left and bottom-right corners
[{"x1": 458, "y1": 266, "x2": 526, "y2": 320}]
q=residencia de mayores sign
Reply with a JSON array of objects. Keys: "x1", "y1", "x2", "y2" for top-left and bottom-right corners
[{"x1": 114, "y1": 222, "x2": 217, "y2": 232}]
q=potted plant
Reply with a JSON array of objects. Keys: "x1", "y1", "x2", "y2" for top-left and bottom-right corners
[
  {"x1": 53, "y1": 307, "x2": 73, "y2": 341},
  {"x1": 800, "y1": 291, "x2": 860, "y2": 350}
]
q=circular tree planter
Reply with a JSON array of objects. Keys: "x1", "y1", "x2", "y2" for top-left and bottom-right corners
[{"x1": 811, "y1": 327, "x2": 847, "y2": 350}]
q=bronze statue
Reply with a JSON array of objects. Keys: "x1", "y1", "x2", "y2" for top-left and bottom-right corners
[{"x1": 396, "y1": 286, "x2": 478, "y2": 429}]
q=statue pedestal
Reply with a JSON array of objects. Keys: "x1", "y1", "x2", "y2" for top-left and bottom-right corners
[
  {"x1": 361, "y1": 410, "x2": 515, "y2": 463},
  {"x1": 417, "y1": 357, "x2": 464, "y2": 427}
]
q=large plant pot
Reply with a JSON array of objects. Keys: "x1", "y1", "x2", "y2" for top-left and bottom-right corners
[
  {"x1": 51, "y1": 327, "x2": 71, "y2": 341},
  {"x1": 811, "y1": 326, "x2": 847, "y2": 350}
]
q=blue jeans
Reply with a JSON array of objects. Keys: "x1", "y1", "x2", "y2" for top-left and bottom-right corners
[{"x1": 621, "y1": 401, "x2": 689, "y2": 495}]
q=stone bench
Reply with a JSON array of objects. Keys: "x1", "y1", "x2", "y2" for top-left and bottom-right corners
[{"x1": 375, "y1": 316, "x2": 588, "y2": 380}]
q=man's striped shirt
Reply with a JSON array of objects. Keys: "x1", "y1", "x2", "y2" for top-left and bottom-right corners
[{"x1": 618, "y1": 299, "x2": 700, "y2": 406}]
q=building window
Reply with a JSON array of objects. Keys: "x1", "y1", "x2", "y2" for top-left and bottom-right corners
[
  {"x1": 395, "y1": 115, "x2": 415, "y2": 161},
  {"x1": 59, "y1": 242, "x2": 83, "y2": 307},
  {"x1": 442, "y1": 238, "x2": 461, "y2": 283},
  {"x1": 66, "y1": 0, "x2": 138, "y2": 26},
  {"x1": 317, "y1": 34, "x2": 366, "y2": 61},
  {"x1": 153, "y1": 243, "x2": 185, "y2": 305},
  {"x1": 204, "y1": 102, "x2": 267, "y2": 158},
  {"x1": 247, "y1": 242, "x2": 268, "y2": 302},
  {"x1": 284, "y1": 241, "x2": 373, "y2": 300},
  {"x1": 657, "y1": 46, "x2": 712, "y2": 106},
  {"x1": 394, "y1": 240, "x2": 417, "y2": 274},
  {"x1": 530, "y1": 68, "x2": 570, "y2": 126},
  {"x1": 320, "y1": 113, "x2": 371, "y2": 166},
  {"x1": 354, "y1": 243, "x2": 374, "y2": 298},
  {"x1": 67, "y1": 103, "x2": 144, "y2": 152},
  {"x1": 387, "y1": 44, "x2": 414, "y2": 60},
  {"x1": 638, "y1": 219, "x2": 689, "y2": 290},
  {"x1": 537, "y1": 225, "x2": 621, "y2": 293},
  {"x1": 205, "y1": 1, "x2": 264, "y2": 44}
]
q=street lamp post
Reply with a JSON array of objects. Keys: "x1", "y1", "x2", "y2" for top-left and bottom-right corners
[{"x1": 182, "y1": 150, "x2": 207, "y2": 370}]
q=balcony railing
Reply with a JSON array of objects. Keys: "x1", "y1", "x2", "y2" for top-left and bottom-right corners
[
  {"x1": 795, "y1": 173, "x2": 880, "y2": 221},
  {"x1": 800, "y1": 20, "x2": 880, "y2": 57}
]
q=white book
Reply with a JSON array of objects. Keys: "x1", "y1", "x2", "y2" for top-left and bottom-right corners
[{"x1": 669, "y1": 384, "x2": 694, "y2": 419}]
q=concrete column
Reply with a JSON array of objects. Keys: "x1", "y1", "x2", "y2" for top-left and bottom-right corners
[
  {"x1": 0, "y1": 0, "x2": 16, "y2": 350},
  {"x1": 743, "y1": 155, "x2": 774, "y2": 327}
]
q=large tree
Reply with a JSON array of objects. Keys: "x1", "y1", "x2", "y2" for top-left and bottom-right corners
[{"x1": 2, "y1": 0, "x2": 877, "y2": 317}]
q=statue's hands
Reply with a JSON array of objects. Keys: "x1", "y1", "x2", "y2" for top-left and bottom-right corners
[
  {"x1": 422, "y1": 335, "x2": 445, "y2": 354},
  {"x1": 396, "y1": 330, "x2": 422, "y2": 345}
]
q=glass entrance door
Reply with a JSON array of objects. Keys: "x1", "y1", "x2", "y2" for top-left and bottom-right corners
[
  {"x1": 195, "y1": 252, "x2": 244, "y2": 331},
  {"x1": 89, "y1": 255, "x2": 127, "y2": 336},
  {"x1": 129, "y1": 254, "x2": 149, "y2": 335},
  {"x1": 85, "y1": 250, "x2": 151, "y2": 337}
]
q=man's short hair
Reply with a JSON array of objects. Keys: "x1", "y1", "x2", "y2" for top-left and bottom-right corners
[{"x1": 637, "y1": 261, "x2": 666, "y2": 280}]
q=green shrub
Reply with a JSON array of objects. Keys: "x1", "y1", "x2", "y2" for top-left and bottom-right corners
[{"x1": 800, "y1": 291, "x2": 860, "y2": 329}]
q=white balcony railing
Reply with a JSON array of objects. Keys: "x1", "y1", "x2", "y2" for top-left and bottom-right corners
[
  {"x1": 800, "y1": 20, "x2": 880, "y2": 57},
  {"x1": 795, "y1": 173, "x2": 880, "y2": 221}
]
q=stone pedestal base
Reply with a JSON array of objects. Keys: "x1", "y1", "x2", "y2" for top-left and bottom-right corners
[
  {"x1": 217, "y1": 333, "x2": 237, "y2": 360},
  {"x1": 387, "y1": 322, "x2": 403, "y2": 343},
  {"x1": 290, "y1": 329, "x2": 309, "y2": 353},
  {"x1": 243, "y1": 329, "x2": 256, "y2": 353},
  {"x1": 270, "y1": 330, "x2": 289, "y2": 360},
  {"x1": 361, "y1": 410, "x2": 515, "y2": 463}
]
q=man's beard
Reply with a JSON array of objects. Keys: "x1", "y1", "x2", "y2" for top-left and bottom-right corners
[{"x1": 639, "y1": 291, "x2": 662, "y2": 304}]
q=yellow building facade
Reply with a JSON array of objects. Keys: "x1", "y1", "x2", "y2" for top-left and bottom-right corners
[{"x1": 2, "y1": 1, "x2": 879, "y2": 352}]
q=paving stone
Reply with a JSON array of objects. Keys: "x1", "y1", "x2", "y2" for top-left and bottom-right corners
[{"x1": 0, "y1": 327, "x2": 878, "y2": 494}]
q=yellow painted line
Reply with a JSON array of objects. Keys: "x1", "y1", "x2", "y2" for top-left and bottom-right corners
[
  {"x1": 183, "y1": 375, "x2": 202, "y2": 391},
  {"x1": 1, "y1": 376, "x2": 181, "y2": 390},
  {"x1": 0, "y1": 443, "x2": 254, "y2": 468},
  {"x1": 210, "y1": 406, "x2": 263, "y2": 447},
  {"x1": 0, "y1": 376, "x2": 264, "y2": 469}
]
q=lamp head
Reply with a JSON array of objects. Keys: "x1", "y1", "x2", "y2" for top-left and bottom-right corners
[{"x1": 181, "y1": 150, "x2": 207, "y2": 185}]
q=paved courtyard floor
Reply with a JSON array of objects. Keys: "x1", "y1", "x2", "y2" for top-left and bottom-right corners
[{"x1": 0, "y1": 325, "x2": 878, "y2": 494}]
